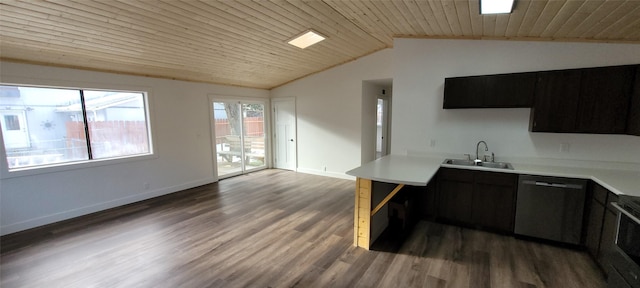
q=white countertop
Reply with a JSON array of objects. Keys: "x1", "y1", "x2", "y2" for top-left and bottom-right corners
[
  {"x1": 346, "y1": 155, "x2": 640, "y2": 197},
  {"x1": 345, "y1": 155, "x2": 442, "y2": 186}
]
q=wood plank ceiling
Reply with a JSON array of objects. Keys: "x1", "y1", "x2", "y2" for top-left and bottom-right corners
[{"x1": 1, "y1": 0, "x2": 639, "y2": 89}]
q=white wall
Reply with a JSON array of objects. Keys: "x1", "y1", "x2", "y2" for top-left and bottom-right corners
[
  {"x1": 392, "y1": 39, "x2": 640, "y2": 165},
  {"x1": 0, "y1": 62, "x2": 268, "y2": 235},
  {"x1": 270, "y1": 49, "x2": 393, "y2": 178}
]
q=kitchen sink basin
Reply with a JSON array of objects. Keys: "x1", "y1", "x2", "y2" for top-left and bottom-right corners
[
  {"x1": 477, "y1": 161, "x2": 513, "y2": 169},
  {"x1": 443, "y1": 159, "x2": 475, "y2": 166},
  {"x1": 443, "y1": 159, "x2": 513, "y2": 170}
]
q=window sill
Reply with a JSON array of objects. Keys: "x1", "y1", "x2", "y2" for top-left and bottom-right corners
[{"x1": 0, "y1": 153, "x2": 157, "y2": 180}]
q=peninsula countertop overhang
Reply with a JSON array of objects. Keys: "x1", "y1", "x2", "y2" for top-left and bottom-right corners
[
  {"x1": 346, "y1": 155, "x2": 442, "y2": 186},
  {"x1": 346, "y1": 155, "x2": 640, "y2": 197}
]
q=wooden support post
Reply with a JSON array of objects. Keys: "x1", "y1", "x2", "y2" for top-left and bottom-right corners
[
  {"x1": 354, "y1": 178, "x2": 405, "y2": 250},
  {"x1": 354, "y1": 178, "x2": 372, "y2": 249}
]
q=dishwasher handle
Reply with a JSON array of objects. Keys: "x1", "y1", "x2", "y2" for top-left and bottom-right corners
[{"x1": 521, "y1": 180, "x2": 583, "y2": 190}]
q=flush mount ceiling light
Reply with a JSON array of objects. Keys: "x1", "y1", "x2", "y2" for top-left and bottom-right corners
[
  {"x1": 287, "y1": 29, "x2": 326, "y2": 49},
  {"x1": 480, "y1": 0, "x2": 515, "y2": 14}
]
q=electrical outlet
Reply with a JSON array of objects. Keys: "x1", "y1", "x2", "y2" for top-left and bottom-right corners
[
  {"x1": 429, "y1": 139, "x2": 436, "y2": 147},
  {"x1": 143, "y1": 182, "x2": 150, "y2": 190},
  {"x1": 560, "y1": 143, "x2": 570, "y2": 153}
]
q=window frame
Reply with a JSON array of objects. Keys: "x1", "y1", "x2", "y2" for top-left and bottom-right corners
[{"x1": 0, "y1": 82, "x2": 157, "y2": 179}]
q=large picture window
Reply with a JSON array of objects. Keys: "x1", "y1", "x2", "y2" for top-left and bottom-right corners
[{"x1": 0, "y1": 85, "x2": 152, "y2": 171}]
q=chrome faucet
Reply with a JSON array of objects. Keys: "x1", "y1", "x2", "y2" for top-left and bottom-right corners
[{"x1": 476, "y1": 141, "x2": 488, "y2": 161}]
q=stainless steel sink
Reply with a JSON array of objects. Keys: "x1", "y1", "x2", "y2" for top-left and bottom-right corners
[
  {"x1": 443, "y1": 159, "x2": 475, "y2": 166},
  {"x1": 443, "y1": 158, "x2": 513, "y2": 170},
  {"x1": 477, "y1": 161, "x2": 513, "y2": 169}
]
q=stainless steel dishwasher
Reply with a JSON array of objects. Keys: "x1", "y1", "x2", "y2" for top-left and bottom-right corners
[{"x1": 514, "y1": 175, "x2": 587, "y2": 245}]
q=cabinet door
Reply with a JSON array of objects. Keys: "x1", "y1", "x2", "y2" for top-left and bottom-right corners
[
  {"x1": 444, "y1": 73, "x2": 536, "y2": 109},
  {"x1": 599, "y1": 207, "x2": 618, "y2": 273},
  {"x1": 419, "y1": 175, "x2": 438, "y2": 219},
  {"x1": 585, "y1": 198, "x2": 605, "y2": 258},
  {"x1": 627, "y1": 65, "x2": 640, "y2": 136},
  {"x1": 482, "y1": 73, "x2": 536, "y2": 108},
  {"x1": 443, "y1": 76, "x2": 485, "y2": 108},
  {"x1": 472, "y1": 171, "x2": 517, "y2": 233},
  {"x1": 577, "y1": 66, "x2": 635, "y2": 134},
  {"x1": 531, "y1": 70, "x2": 582, "y2": 132},
  {"x1": 438, "y1": 168, "x2": 473, "y2": 224}
]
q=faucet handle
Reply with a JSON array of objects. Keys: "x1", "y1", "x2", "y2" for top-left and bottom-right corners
[
  {"x1": 464, "y1": 154, "x2": 471, "y2": 161},
  {"x1": 483, "y1": 152, "x2": 495, "y2": 162}
]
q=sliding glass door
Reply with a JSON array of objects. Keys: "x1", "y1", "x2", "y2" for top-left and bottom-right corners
[{"x1": 212, "y1": 100, "x2": 266, "y2": 179}]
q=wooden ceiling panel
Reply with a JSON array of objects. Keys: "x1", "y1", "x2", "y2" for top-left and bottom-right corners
[
  {"x1": 453, "y1": 1, "x2": 473, "y2": 36},
  {"x1": 527, "y1": 1, "x2": 564, "y2": 37},
  {"x1": 1, "y1": 0, "x2": 639, "y2": 89}
]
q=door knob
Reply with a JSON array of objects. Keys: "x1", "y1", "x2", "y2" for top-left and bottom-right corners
[{"x1": 290, "y1": 139, "x2": 294, "y2": 142}]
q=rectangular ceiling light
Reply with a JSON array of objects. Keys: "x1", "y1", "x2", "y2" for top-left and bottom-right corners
[
  {"x1": 480, "y1": 0, "x2": 515, "y2": 14},
  {"x1": 287, "y1": 30, "x2": 326, "y2": 49}
]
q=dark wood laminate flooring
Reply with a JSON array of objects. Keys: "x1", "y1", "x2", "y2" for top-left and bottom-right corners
[{"x1": 0, "y1": 169, "x2": 605, "y2": 288}]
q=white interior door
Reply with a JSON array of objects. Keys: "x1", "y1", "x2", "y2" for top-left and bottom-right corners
[{"x1": 273, "y1": 98, "x2": 296, "y2": 170}]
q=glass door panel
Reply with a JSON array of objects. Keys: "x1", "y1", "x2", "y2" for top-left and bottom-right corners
[
  {"x1": 213, "y1": 102, "x2": 243, "y2": 178},
  {"x1": 213, "y1": 101, "x2": 266, "y2": 179},
  {"x1": 242, "y1": 103, "x2": 266, "y2": 172}
]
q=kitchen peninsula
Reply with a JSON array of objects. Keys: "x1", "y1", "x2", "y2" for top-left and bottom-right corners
[
  {"x1": 346, "y1": 155, "x2": 442, "y2": 249},
  {"x1": 346, "y1": 154, "x2": 640, "y2": 250}
]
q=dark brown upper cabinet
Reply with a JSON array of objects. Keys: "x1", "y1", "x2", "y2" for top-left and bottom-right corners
[
  {"x1": 443, "y1": 76, "x2": 484, "y2": 108},
  {"x1": 627, "y1": 66, "x2": 640, "y2": 136},
  {"x1": 530, "y1": 70, "x2": 582, "y2": 133},
  {"x1": 576, "y1": 65, "x2": 635, "y2": 134},
  {"x1": 444, "y1": 64, "x2": 639, "y2": 136},
  {"x1": 531, "y1": 64, "x2": 637, "y2": 135},
  {"x1": 444, "y1": 72, "x2": 536, "y2": 109}
]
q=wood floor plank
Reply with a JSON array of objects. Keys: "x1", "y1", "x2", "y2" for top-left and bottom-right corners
[{"x1": 1, "y1": 169, "x2": 606, "y2": 288}]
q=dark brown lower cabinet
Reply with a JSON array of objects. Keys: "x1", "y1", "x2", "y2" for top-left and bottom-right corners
[
  {"x1": 438, "y1": 168, "x2": 517, "y2": 233},
  {"x1": 473, "y1": 171, "x2": 517, "y2": 232},
  {"x1": 419, "y1": 173, "x2": 439, "y2": 220},
  {"x1": 585, "y1": 182, "x2": 619, "y2": 276},
  {"x1": 438, "y1": 168, "x2": 473, "y2": 224},
  {"x1": 585, "y1": 196, "x2": 605, "y2": 258},
  {"x1": 599, "y1": 207, "x2": 618, "y2": 273},
  {"x1": 435, "y1": 169, "x2": 627, "y2": 278}
]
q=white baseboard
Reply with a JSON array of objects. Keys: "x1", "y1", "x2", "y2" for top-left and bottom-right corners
[
  {"x1": 0, "y1": 177, "x2": 215, "y2": 236},
  {"x1": 295, "y1": 167, "x2": 356, "y2": 181}
]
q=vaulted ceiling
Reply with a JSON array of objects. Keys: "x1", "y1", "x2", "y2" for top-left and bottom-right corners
[{"x1": 1, "y1": 0, "x2": 639, "y2": 89}]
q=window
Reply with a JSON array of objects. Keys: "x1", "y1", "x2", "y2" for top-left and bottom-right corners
[{"x1": 0, "y1": 85, "x2": 152, "y2": 171}]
